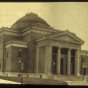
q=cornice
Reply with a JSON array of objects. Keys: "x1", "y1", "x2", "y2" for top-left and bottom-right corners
[
  {"x1": 49, "y1": 38, "x2": 82, "y2": 45},
  {"x1": 5, "y1": 41, "x2": 28, "y2": 48},
  {"x1": 21, "y1": 26, "x2": 58, "y2": 33},
  {"x1": 0, "y1": 28, "x2": 19, "y2": 36},
  {"x1": 36, "y1": 31, "x2": 84, "y2": 45}
]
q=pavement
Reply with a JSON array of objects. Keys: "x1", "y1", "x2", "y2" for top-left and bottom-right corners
[
  {"x1": 0, "y1": 79, "x2": 20, "y2": 84},
  {"x1": 65, "y1": 81, "x2": 88, "y2": 86},
  {"x1": 0, "y1": 78, "x2": 88, "y2": 85}
]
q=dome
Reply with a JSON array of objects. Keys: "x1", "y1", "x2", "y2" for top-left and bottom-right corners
[{"x1": 11, "y1": 13, "x2": 50, "y2": 31}]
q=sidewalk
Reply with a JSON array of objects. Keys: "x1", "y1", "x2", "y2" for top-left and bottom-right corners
[{"x1": 0, "y1": 79, "x2": 20, "y2": 84}]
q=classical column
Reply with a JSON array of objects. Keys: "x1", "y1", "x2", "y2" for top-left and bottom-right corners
[
  {"x1": 35, "y1": 45, "x2": 39, "y2": 73},
  {"x1": 75, "y1": 49, "x2": 80, "y2": 76},
  {"x1": 57, "y1": 47, "x2": 61, "y2": 75},
  {"x1": 67, "y1": 48, "x2": 71, "y2": 75},
  {"x1": 45, "y1": 45, "x2": 52, "y2": 75}
]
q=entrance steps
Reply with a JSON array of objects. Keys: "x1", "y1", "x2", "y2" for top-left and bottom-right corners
[
  {"x1": 53, "y1": 75, "x2": 85, "y2": 81},
  {"x1": 51, "y1": 75, "x2": 88, "y2": 85},
  {"x1": 65, "y1": 81, "x2": 88, "y2": 86}
]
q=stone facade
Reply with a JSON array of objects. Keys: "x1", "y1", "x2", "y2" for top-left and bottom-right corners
[{"x1": 0, "y1": 13, "x2": 87, "y2": 79}]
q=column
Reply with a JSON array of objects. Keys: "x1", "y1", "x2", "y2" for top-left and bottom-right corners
[
  {"x1": 35, "y1": 45, "x2": 39, "y2": 73},
  {"x1": 45, "y1": 45, "x2": 52, "y2": 75},
  {"x1": 57, "y1": 47, "x2": 61, "y2": 75},
  {"x1": 67, "y1": 48, "x2": 71, "y2": 75},
  {"x1": 75, "y1": 49, "x2": 80, "y2": 76}
]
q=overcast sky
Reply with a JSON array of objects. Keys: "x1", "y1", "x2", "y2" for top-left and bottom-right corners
[{"x1": 0, "y1": 2, "x2": 88, "y2": 50}]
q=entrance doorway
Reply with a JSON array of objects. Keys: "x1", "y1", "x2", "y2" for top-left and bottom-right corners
[
  {"x1": 60, "y1": 48, "x2": 68, "y2": 75},
  {"x1": 60, "y1": 57, "x2": 67, "y2": 75}
]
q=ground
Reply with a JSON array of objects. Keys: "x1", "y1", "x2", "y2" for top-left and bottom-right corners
[
  {"x1": 0, "y1": 79, "x2": 20, "y2": 84},
  {"x1": 0, "y1": 76, "x2": 88, "y2": 85}
]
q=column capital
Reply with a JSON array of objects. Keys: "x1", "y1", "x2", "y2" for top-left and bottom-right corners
[
  {"x1": 68, "y1": 48, "x2": 72, "y2": 50},
  {"x1": 58, "y1": 46, "x2": 62, "y2": 49}
]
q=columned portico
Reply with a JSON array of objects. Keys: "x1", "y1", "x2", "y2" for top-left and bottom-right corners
[
  {"x1": 36, "y1": 27, "x2": 84, "y2": 78},
  {"x1": 51, "y1": 46, "x2": 78, "y2": 76}
]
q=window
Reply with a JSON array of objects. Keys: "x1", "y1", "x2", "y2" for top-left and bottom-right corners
[{"x1": 7, "y1": 51, "x2": 9, "y2": 58}]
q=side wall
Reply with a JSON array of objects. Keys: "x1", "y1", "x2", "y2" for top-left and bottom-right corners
[
  {"x1": 5, "y1": 46, "x2": 11, "y2": 72},
  {"x1": 3, "y1": 34, "x2": 19, "y2": 72},
  {"x1": 22, "y1": 31, "x2": 46, "y2": 73},
  {"x1": 11, "y1": 46, "x2": 28, "y2": 72},
  {"x1": 38, "y1": 46, "x2": 46, "y2": 73}
]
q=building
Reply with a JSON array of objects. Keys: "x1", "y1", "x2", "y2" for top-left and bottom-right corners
[{"x1": 0, "y1": 12, "x2": 88, "y2": 80}]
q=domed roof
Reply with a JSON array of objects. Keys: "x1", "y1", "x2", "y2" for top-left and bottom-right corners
[{"x1": 11, "y1": 13, "x2": 50, "y2": 31}]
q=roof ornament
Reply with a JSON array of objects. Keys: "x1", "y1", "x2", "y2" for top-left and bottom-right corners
[{"x1": 67, "y1": 29, "x2": 68, "y2": 31}]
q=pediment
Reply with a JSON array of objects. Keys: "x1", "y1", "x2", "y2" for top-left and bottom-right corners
[
  {"x1": 49, "y1": 33, "x2": 84, "y2": 44},
  {"x1": 36, "y1": 31, "x2": 84, "y2": 45}
]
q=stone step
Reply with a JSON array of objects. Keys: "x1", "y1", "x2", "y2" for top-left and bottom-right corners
[
  {"x1": 53, "y1": 75, "x2": 84, "y2": 81},
  {"x1": 65, "y1": 81, "x2": 88, "y2": 86}
]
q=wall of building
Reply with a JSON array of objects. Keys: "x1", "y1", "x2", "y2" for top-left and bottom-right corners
[
  {"x1": 5, "y1": 46, "x2": 11, "y2": 72},
  {"x1": 22, "y1": 30, "x2": 47, "y2": 73},
  {"x1": 80, "y1": 50, "x2": 88, "y2": 75},
  {"x1": 38, "y1": 46, "x2": 46, "y2": 73},
  {"x1": 22, "y1": 32, "x2": 32, "y2": 72},
  {"x1": 11, "y1": 46, "x2": 28, "y2": 72},
  {"x1": 3, "y1": 34, "x2": 19, "y2": 43},
  {"x1": 3, "y1": 34, "x2": 19, "y2": 72}
]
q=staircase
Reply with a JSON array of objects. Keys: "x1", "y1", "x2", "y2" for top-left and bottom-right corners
[
  {"x1": 53, "y1": 75, "x2": 84, "y2": 81},
  {"x1": 52, "y1": 75, "x2": 88, "y2": 85},
  {"x1": 65, "y1": 81, "x2": 88, "y2": 86}
]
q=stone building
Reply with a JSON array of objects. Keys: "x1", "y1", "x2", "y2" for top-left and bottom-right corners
[{"x1": 0, "y1": 12, "x2": 88, "y2": 80}]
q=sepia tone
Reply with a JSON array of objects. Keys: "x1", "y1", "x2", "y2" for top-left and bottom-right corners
[{"x1": 0, "y1": 2, "x2": 88, "y2": 85}]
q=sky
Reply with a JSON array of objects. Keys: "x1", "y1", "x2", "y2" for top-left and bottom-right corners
[{"x1": 0, "y1": 2, "x2": 88, "y2": 50}]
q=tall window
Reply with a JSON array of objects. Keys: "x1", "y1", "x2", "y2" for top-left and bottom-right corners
[{"x1": 7, "y1": 51, "x2": 9, "y2": 58}]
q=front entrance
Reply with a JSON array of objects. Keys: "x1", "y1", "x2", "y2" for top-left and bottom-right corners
[
  {"x1": 51, "y1": 47, "x2": 76, "y2": 75},
  {"x1": 60, "y1": 57, "x2": 67, "y2": 75}
]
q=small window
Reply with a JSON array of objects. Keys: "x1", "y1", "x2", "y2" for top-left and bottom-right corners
[{"x1": 7, "y1": 51, "x2": 9, "y2": 58}]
